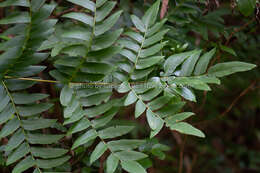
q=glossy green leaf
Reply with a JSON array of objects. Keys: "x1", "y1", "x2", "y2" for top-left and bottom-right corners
[
  {"x1": 62, "y1": 29, "x2": 91, "y2": 41},
  {"x1": 0, "y1": 103, "x2": 15, "y2": 124},
  {"x1": 142, "y1": 0, "x2": 160, "y2": 28},
  {"x1": 165, "y1": 112, "x2": 195, "y2": 125},
  {"x1": 220, "y1": 45, "x2": 237, "y2": 56},
  {"x1": 22, "y1": 118, "x2": 56, "y2": 131},
  {"x1": 169, "y1": 122, "x2": 205, "y2": 138},
  {"x1": 0, "y1": 12, "x2": 30, "y2": 24},
  {"x1": 27, "y1": 133, "x2": 64, "y2": 144},
  {"x1": 12, "y1": 156, "x2": 35, "y2": 173},
  {"x1": 194, "y1": 48, "x2": 216, "y2": 75},
  {"x1": 5, "y1": 129, "x2": 25, "y2": 152},
  {"x1": 92, "y1": 107, "x2": 118, "y2": 128},
  {"x1": 96, "y1": 1, "x2": 116, "y2": 22},
  {"x1": 12, "y1": 93, "x2": 48, "y2": 105},
  {"x1": 135, "y1": 99, "x2": 146, "y2": 118},
  {"x1": 115, "y1": 151, "x2": 148, "y2": 161},
  {"x1": 125, "y1": 31, "x2": 144, "y2": 43},
  {"x1": 66, "y1": 0, "x2": 95, "y2": 12},
  {"x1": 68, "y1": 117, "x2": 91, "y2": 134},
  {"x1": 136, "y1": 56, "x2": 164, "y2": 69},
  {"x1": 85, "y1": 101, "x2": 113, "y2": 118},
  {"x1": 92, "y1": 29, "x2": 123, "y2": 51},
  {"x1": 180, "y1": 50, "x2": 202, "y2": 76},
  {"x1": 31, "y1": 147, "x2": 68, "y2": 159},
  {"x1": 208, "y1": 61, "x2": 256, "y2": 77},
  {"x1": 90, "y1": 142, "x2": 107, "y2": 164},
  {"x1": 164, "y1": 50, "x2": 197, "y2": 75},
  {"x1": 124, "y1": 91, "x2": 138, "y2": 106},
  {"x1": 0, "y1": 118, "x2": 20, "y2": 138},
  {"x1": 6, "y1": 142, "x2": 29, "y2": 165},
  {"x1": 108, "y1": 139, "x2": 145, "y2": 152},
  {"x1": 98, "y1": 126, "x2": 134, "y2": 139},
  {"x1": 143, "y1": 29, "x2": 169, "y2": 47},
  {"x1": 117, "y1": 81, "x2": 131, "y2": 93},
  {"x1": 0, "y1": 0, "x2": 29, "y2": 7},
  {"x1": 131, "y1": 15, "x2": 146, "y2": 33},
  {"x1": 60, "y1": 85, "x2": 73, "y2": 106},
  {"x1": 106, "y1": 154, "x2": 119, "y2": 173},
  {"x1": 62, "y1": 12, "x2": 93, "y2": 26},
  {"x1": 96, "y1": 0, "x2": 108, "y2": 8},
  {"x1": 95, "y1": 10, "x2": 122, "y2": 36},
  {"x1": 72, "y1": 129, "x2": 97, "y2": 149},
  {"x1": 36, "y1": 156, "x2": 71, "y2": 168},
  {"x1": 17, "y1": 103, "x2": 53, "y2": 117},
  {"x1": 121, "y1": 160, "x2": 147, "y2": 173},
  {"x1": 146, "y1": 109, "x2": 164, "y2": 131}
]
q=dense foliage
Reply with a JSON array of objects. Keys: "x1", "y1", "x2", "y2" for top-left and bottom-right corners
[{"x1": 0, "y1": 0, "x2": 258, "y2": 173}]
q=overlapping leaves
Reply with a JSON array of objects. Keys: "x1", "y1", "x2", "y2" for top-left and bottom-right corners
[{"x1": 0, "y1": 0, "x2": 69, "y2": 172}]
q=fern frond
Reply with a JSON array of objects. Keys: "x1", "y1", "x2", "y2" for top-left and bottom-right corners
[
  {"x1": 116, "y1": 0, "x2": 167, "y2": 81},
  {"x1": 0, "y1": 1, "x2": 70, "y2": 172}
]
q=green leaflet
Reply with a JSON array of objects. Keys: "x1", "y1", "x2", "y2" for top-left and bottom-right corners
[
  {"x1": 165, "y1": 112, "x2": 195, "y2": 125},
  {"x1": 131, "y1": 15, "x2": 146, "y2": 33},
  {"x1": 91, "y1": 107, "x2": 118, "y2": 128},
  {"x1": 96, "y1": 0, "x2": 109, "y2": 8},
  {"x1": 36, "y1": 156, "x2": 71, "y2": 169},
  {"x1": 98, "y1": 126, "x2": 134, "y2": 139},
  {"x1": 0, "y1": 0, "x2": 30, "y2": 7},
  {"x1": 72, "y1": 129, "x2": 97, "y2": 149},
  {"x1": 0, "y1": 12, "x2": 30, "y2": 24},
  {"x1": 208, "y1": 61, "x2": 256, "y2": 77},
  {"x1": 164, "y1": 50, "x2": 197, "y2": 75},
  {"x1": 0, "y1": 103, "x2": 15, "y2": 124},
  {"x1": 0, "y1": 118, "x2": 20, "y2": 139},
  {"x1": 62, "y1": 12, "x2": 94, "y2": 26},
  {"x1": 85, "y1": 100, "x2": 114, "y2": 118},
  {"x1": 4, "y1": 129, "x2": 25, "y2": 152},
  {"x1": 136, "y1": 56, "x2": 164, "y2": 69},
  {"x1": 94, "y1": 10, "x2": 123, "y2": 36},
  {"x1": 90, "y1": 142, "x2": 108, "y2": 164},
  {"x1": 60, "y1": 85, "x2": 73, "y2": 106},
  {"x1": 67, "y1": 117, "x2": 91, "y2": 135},
  {"x1": 108, "y1": 139, "x2": 145, "y2": 152},
  {"x1": 146, "y1": 109, "x2": 164, "y2": 131},
  {"x1": 169, "y1": 122, "x2": 205, "y2": 138},
  {"x1": 92, "y1": 29, "x2": 123, "y2": 51},
  {"x1": 143, "y1": 29, "x2": 169, "y2": 48},
  {"x1": 31, "y1": 147, "x2": 68, "y2": 159},
  {"x1": 124, "y1": 91, "x2": 138, "y2": 106},
  {"x1": 27, "y1": 133, "x2": 64, "y2": 144},
  {"x1": 135, "y1": 100, "x2": 146, "y2": 118},
  {"x1": 66, "y1": 0, "x2": 95, "y2": 12},
  {"x1": 180, "y1": 50, "x2": 202, "y2": 76},
  {"x1": 12, "y1": 93, "x2": 48, "y2": 104},
  {"x1": 96, "y1": 1, "x2": 116, "y2": 22},
  {"x1": 115, "y1": 151, "x2": 148, "y2": 161},
  {"x1": 194, "y1": 48, "x2": 216, "y2": 75},
  {"x1": 17, "y1": 103, "x2": 53, "y2": 117},
  {"x1": 12, "y1": 156, "x2": 35, "y2": 173},
  {"x1": 142, "y1": 0, "x2": 160, "y2": 28},
  {"x1": 6, "y1": 142, "x2": 30, "y2": 165},
  {"x1": 220, "y1": 45, "x2": 237, "y2": 56},
  {"x1": 62, "y1": 29, "x2": 92, "y2": 41},
  {"x1": 121, "y1": 160, "x2": 147, "y2": 173},
  {"x1": 21, "y1": 118, "x2": 56, "y2": 131},
  {"x1": 106, "y1": 154, "x2": 119, "y2": 173}
]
